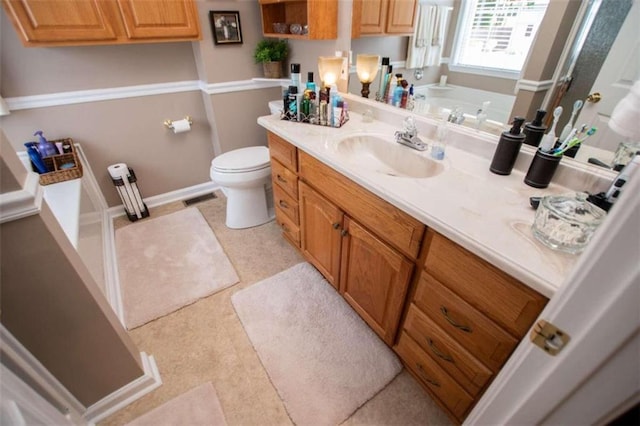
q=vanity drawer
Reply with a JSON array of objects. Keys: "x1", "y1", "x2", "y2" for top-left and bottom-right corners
[
  {"x1": 298, "y1": 151, "x2": 424, "y2": 260},
  {"x1": 414, "y1": 272, "x2": 518, "y2": 372},
  {"x1": 268, "y1": 132, "x2": 298, "y2": 171},
  {"x1": 404, "y1": 304, "x2": 493, "y2": 396},
  {"x1": 395, "y1": 331, "x2": 474, "y2": 421},
  {"x1": 273, "y1": 182, "x2": 299, "y2": 224},
  {"x1": 271, "y1": 159, "x2": 299, "y2": 199},
  {"x1": 423, "y1": 229, "x2": 547, "y2": 337},
  {"x1": 275, "y1": 206, "x2": 300, "y2": 246}
]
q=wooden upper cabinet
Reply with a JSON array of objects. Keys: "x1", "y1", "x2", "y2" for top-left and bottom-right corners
[
  {"x1": 259, "y1": 0, "x2": 337, "y2": 40},
  {"x1": 353, "y1": 0, "x2": 416, "y2": 37},
  {"x1": 2, "y1": 0, "x2": 117, "y2": 43},
  {"x1": 2, "y1": 0, "x2": 201, "y2": 47},
  {"x1": 117, "y1": 0, "x2": 200, "y2": 40}
]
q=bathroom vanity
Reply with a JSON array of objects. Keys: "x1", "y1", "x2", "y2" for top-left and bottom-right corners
[{"x1": 259, "y1": 96, "x2": 609, "y2": 422}]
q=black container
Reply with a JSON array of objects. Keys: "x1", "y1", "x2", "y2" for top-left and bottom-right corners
[
  {"x1": 490, "y1": 117, "x2": 526, "y2": 175},
  {"x1": 553, "y1": 139, "x2": 581, "y2": 158},
  {"x1": 285, "y1": 86, "x2": 298, "y2": 121},
  {"x1": 523, "y1": 109, "x2": 547, "y2": 147},
  {"x1": 524, "y1": 149, "x2": 563, "y2": 188}
]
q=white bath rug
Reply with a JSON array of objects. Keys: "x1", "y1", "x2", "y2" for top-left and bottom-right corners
[
  {"x1": 116, "y1": 207, "x2": 239, "y2": 329},
  {"x1": 231, "y1": 262, "x2": 402, "y2": 426},
  {"x1": 124, "y1": 382, "x2": 227, "y2": 426}
]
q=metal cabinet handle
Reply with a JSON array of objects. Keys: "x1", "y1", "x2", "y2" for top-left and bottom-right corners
[
  {"x1": 279, "y1": 200, "x2": 288, "y2": 209},
  {"x1": 440, "y1": 307, "x2": 472, "y2": 333},
  {"x1": 340, "y1": 229, "x2": 348, "y2": 237},
  {"x1": 276, "y1": 174, "x2": 287, "y2": 183},
  {"x1": 427, "y1": 338, "x2": 454, "y2": 363},
  {"x1": 416, "y1": 363, "x2": 440, "y2": 387},
  {"x1": 332, "y1": 222, "x2": 340, "y2": 230}
]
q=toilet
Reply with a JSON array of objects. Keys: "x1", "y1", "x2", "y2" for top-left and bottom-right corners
[{"x1": 210, "y1": 146, "x2": 274, "y2": 229}]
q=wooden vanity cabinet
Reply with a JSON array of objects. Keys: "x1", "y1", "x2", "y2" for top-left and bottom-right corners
[
  {"x1": 258, "y1": 0, "x2": 337, "y2": 40},
  {"x1": 352, "y1": 0, "x2": 417, "y2": 37},
  {"x1": 395, "y1": 229, "x2": 548, "y2": 422},
  {"x1": 2, "y1": 0, "x2": 201, "y2": 47}
]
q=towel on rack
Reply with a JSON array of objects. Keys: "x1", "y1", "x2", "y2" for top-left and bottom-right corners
[{"x1": 406, "y1": 4, "x2": 451, "y2": 69}]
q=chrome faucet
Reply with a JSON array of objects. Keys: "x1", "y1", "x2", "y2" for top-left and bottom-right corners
[{"x1": 395, "y1": 116, "x2": 428, "y2": 151}]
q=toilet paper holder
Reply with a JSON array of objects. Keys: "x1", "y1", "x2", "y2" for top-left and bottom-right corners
[{"x1": 164, "y1": 116, "x2": 193, "y2": 130}]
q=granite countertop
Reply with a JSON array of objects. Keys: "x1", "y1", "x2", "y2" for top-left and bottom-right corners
[{"x1": 258, "y1": 108, "x2": 584, "y2": 298}]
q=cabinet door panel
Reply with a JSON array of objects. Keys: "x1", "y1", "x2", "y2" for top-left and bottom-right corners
[
  {"x1": 299, "y1": 182, "x2": 343, "y2": 289},
  {"x1": 116, "y1": 0, "x2": 200, "y2": 39},
  {"x1": 360, "y1": 0, "x2": 387, "y2": 34},
  {"x1": 386, "y1": 0, "x2": 416, "y2": 34},
  {"x1": 3, "y1": 0, "x2": 116, "y2": 43},
  {"x1": 340, "y1": 217, "x2": 413, "y2": 345}
]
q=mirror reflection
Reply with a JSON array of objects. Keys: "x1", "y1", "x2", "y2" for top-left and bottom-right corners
[{"x1": 348, "y1": 0, "x2": 638, "y2": 171}]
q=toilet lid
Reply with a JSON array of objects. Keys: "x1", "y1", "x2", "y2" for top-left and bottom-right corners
[{"x1": 212, "y1": 146, "x2": 270, "y2": 173}]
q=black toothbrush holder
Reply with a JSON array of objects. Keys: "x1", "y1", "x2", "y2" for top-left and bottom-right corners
[{"x1": 524, "y1": 149, "x2": 562, "y2": 188}]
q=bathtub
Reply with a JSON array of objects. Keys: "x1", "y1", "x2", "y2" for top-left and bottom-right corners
[{"x1": 412, "y1": 84, "x2": 516, "y2": 133}]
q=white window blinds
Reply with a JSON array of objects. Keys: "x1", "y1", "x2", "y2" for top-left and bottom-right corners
[{"x1": 452, "y1": 0, "x2": 550, "y2": 75}]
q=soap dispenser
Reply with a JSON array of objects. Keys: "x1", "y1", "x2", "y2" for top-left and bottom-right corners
[
  {"x1": 523, "y1": 109, "x2": 547, "y2": 147},
  {"x1": 34, "y1": 130, "x2": 57, "y2": 157},
  {"x1": 490, "y1": 117, "x2": 526, "y2": 175}
]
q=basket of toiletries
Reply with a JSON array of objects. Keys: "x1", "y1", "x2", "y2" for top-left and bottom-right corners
[
  {"x1": 280, "y1": 84, "x2": 349, "y2": 129},
  {"x1": 25, "y1": 136, "x2": 83, "y2": 185}
]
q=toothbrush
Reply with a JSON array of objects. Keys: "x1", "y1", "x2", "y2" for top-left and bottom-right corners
[
  {"x1": 553, "y1": 127, "x2": 597, "y2": 156},
  {"x1": 559, "y1": 99, "x2": 583, "y2": 141},
  {"x1": 539, "y1": 106, "x2": 563, "y2": 152},
  {"x1": 554, "y1": 128, "x2": 577, "y2": 153}
]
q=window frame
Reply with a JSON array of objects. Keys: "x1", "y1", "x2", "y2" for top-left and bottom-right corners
[{"x1": 449, "y1": 0, "x2": 549, "y2": 80}]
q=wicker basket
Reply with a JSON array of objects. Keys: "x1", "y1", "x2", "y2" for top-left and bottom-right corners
[{"x1": 35, "y1": 138, "x2": 83, "y2": 185}]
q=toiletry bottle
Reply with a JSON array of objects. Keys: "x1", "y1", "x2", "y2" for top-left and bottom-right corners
[
  {"x1": 382, "y1": 65, "x2": 393, "y2": 103},
  {"x1": 523, "y1": 109, "x2": 547, "y2": 147},
  {"x1": 305, "y1": 72, "x2": 317, "y2": 122},
  {"x1": 390, "y1": 74, "x2": 403, "y2": 105},
  {"x1": 286, "y1": 86, "x2": 298, "y2": 121},
  {"x1": 377, "y1": 57, "x2": 390, "y2": 101},
  {"x1": 490, "y1": 117, "x2": 526, "y2": 175},
  {"x1": 34, "y1": 130, "x2": 57, "y2": 157},
  {"x1": 282, "y1": 87, "x2": 290, "y2": 119},
  {"x1": 290, "y1": 63, "x2": 302, "y2": 93}
]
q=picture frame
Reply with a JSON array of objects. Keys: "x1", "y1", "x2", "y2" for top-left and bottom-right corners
[{"x1": 209, "y1": 11, "x2": 242, "y2": 45}]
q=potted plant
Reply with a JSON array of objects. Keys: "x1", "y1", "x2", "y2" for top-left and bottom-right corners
[{"x1": 254, "y1": 39, "x2": 289, "y2": 79}]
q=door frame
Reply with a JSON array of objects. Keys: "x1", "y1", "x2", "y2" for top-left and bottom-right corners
[{"x1": 466, "y1": 168, "x2": 640, "y2": 423}]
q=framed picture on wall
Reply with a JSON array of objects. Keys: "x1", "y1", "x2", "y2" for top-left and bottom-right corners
[{"x1": 209, "y1": 11, "x2": 242, "y2": 45}]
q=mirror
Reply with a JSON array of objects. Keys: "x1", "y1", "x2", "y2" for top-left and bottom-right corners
[{"x1": 348, "y1": 0, "x2": 637, "y2": 170}]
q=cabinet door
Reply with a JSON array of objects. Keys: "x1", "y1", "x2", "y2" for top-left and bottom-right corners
[
  {"x1": 3, "y1": 0, "x2": 116, "y2": 43},
  {"x1": 299, "y1": 182, "x2": 343, "y2": 289},
  {"x1": 339, "y1": 216, "x2": 413, "y2": 345},
  {"x1": 116, "y1": 0, "x2": 200, "y2": 40},
  {"x1": 359, "y1": 0, "x2": 388, "y2": 35},
  {"x1": 386, "y1": 0, "x2": 416, "y2": 34}
]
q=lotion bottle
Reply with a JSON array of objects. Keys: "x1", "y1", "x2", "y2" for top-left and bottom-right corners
[
  {"x1": 490, "y1": 117, "x2": 526, "y2": 175},
  {"x1": 523, "y1": 109, "x2": 547, "y2": 147}
]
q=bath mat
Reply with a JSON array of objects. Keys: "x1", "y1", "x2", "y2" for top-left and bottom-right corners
[
  {"x1": 124, "y1": 382, "x2": 227, "y2": 426},
  {"x1": 231, "y1": 262, "x2": 402, "y2": 426},
  {"x1": 116, "y1": 207, "x2": 239, "y2": 329}
]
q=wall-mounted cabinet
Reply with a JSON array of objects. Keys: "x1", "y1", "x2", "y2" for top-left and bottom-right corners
[
  {"x1": 2, "y1": 0, "x2": 201, "y2": 47},
  {"x1": 258, "y1": 0, "x2": 337, "y2": 40},
  {"x1": 352, "y1": 0, "x2": 417, "y2": 37}
]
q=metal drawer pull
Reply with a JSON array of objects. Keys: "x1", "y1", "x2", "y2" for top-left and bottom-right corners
[
  {"x1": 279, "y1": 200, "x2": 288, "y2": 209},
  {"x1": 441, "y1": 307, "x2": 472, "y2": 333},
  {"x1": 427, "y1": 338, "x2": 454, "y2": 363},
  {"x1": 340, "y1": 229, "x2": 348, "y2": 237},
  {"x1": 416, "y1": 363, "x2": 440, "y2": 387},
  {"x1": 332, "y1": 222, "x2": 340, "y2": 230},
  {"x1": 276, "y1": 174, "x2": 287, "y2": 183}
]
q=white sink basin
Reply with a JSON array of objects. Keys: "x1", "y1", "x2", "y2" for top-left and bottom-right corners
[{"x1": 336, "y1": 134, "x2": 445, "y2": 178}]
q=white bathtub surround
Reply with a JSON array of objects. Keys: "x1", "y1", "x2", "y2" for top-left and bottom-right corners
[{"x1": 257, "y1": 93, "x2": 617, "y2": 297}]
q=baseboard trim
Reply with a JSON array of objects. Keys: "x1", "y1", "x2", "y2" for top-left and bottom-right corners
[
  {"x1": 83, "y1": 352, "x2": 162, "y2": 424},
  {"x1": 104, "y1": 180, "x2": 220, "y2": 325}
]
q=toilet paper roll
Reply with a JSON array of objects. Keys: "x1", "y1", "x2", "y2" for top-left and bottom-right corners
[{"x1": 172, "y1": 118, "x2": 191, "y2": 134}]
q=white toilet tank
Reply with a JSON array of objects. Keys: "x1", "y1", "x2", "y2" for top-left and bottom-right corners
[{"x1": 268, "y1": 99, "x2": 283, "y2": 115}]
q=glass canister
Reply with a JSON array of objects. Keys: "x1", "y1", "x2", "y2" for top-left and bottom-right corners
[{"x1": 531, "y1": 193, "x2": 607, "y2": 254}]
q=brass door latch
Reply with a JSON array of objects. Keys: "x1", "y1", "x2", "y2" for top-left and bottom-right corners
[{"x1": 530, "y1": 320, "x2": 570, "y2": 356}]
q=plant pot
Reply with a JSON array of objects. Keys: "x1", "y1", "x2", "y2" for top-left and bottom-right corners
[{"x1": 262, "y1": 61, "x2": 282, "y2": 79}]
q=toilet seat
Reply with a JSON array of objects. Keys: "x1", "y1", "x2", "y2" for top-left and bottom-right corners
[{"x1": 212, "y1": 146, "x2": 270, "y2": 173}]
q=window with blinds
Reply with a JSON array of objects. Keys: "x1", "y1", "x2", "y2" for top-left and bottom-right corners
[{"x1": 451, "y1": 0, "x2": 550, "y2": 78}]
